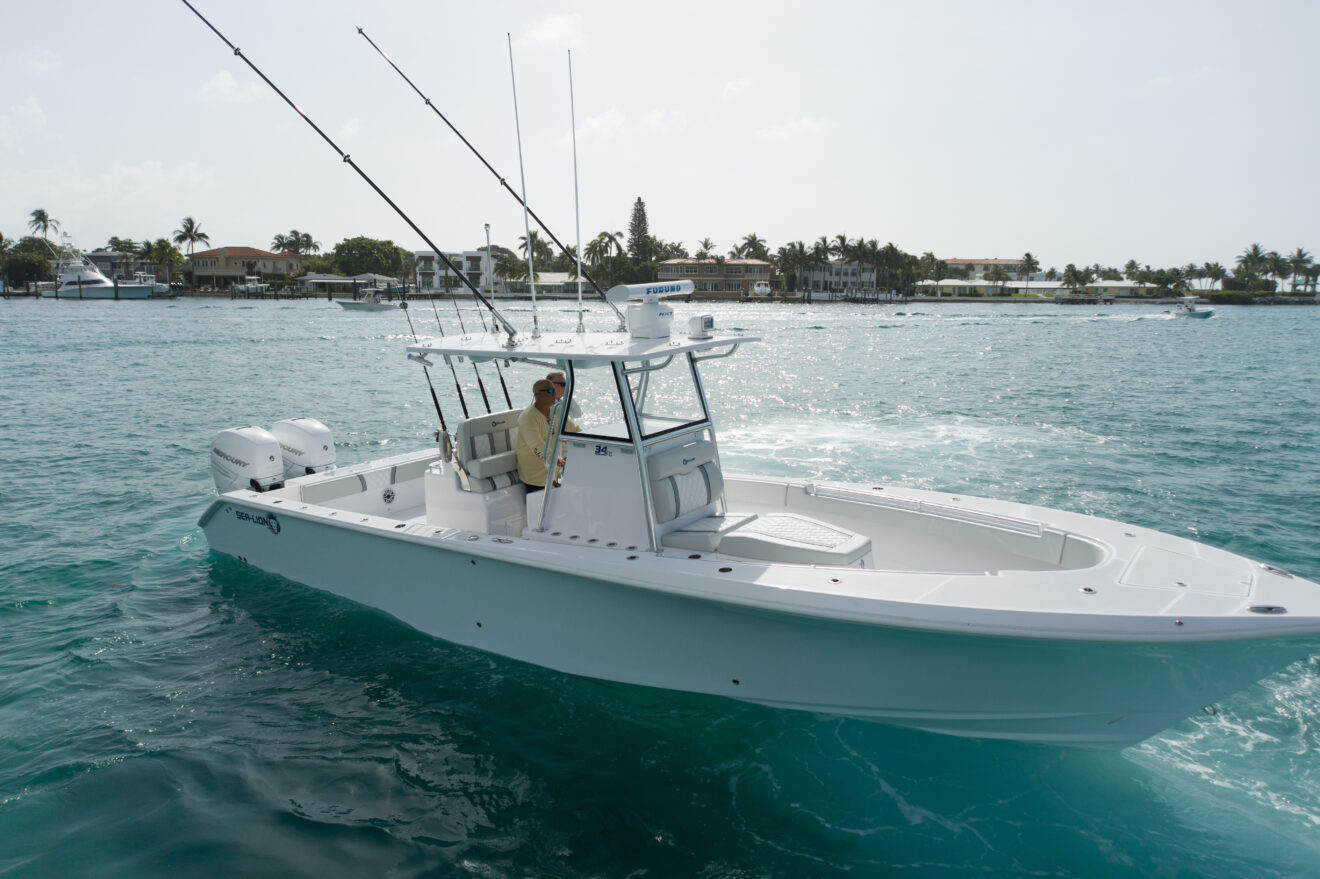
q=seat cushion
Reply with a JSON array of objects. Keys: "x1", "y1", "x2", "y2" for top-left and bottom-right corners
[
  {"x1": 718, "y1": 514, "x2": 872, "y2": 566},
  {"x1": 660, "y1": 514, "x2": 757, "y2": 552}
]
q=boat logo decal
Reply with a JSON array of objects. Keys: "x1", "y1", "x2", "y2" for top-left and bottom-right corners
[
  {"x1": 235, "y1": 509, "x2": 281, "y2": 535},
  {"x1": 594, "y1": 445, "x2": 612, "y2": 457},
  {"x1": 382, "y1": 488, "x2": 396, "y2": 504},
  {"x1": 212, "y1": 447, "x2": 248, "y2": 467}
]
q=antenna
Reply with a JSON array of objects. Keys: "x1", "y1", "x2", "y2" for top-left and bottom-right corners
[
  {"x1": 508, "y1": 34, "x2": 540, "y2": 339},
  {"x1": 569, "y1": 49, "x2": 584, "y2": 334}
]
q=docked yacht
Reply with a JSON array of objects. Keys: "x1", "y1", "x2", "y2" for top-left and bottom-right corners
[
  {"x1": 40, "y1": 236, "x2": 153, "y2": 300},
  {"x1": 202, "y1": 285, "x2": 1320, "y2": 749}
]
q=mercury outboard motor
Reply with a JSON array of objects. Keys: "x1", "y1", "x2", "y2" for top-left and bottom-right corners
[
  {"x1": 271, "y1": 417, "x2": 336, "y2": 479},
  {"x1": 211, "y1": 427, "x2": 284, "y2": 493}
]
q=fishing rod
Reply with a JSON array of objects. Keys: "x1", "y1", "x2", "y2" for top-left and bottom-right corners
[
  {"x1": 178, "y1": 0, "x2": 519, "y2": 347},
  {"x1": 417, "y1": 299, "x2": 473, "y2": 419},
  {"x1": 398, "y1": 301, "x2": 456, "y2": 428},
  {"x1": 356, "y1": 26, "x2": 628, "y2": 331}
]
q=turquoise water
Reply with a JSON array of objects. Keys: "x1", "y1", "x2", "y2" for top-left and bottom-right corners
[{"x1": 1, "y1": 298, "x2": 1318, "y2": 877}]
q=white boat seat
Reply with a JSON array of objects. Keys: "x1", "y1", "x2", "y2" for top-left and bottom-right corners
[
  {"x1": 647, "y1": 439, "x2": 723, "y2": 526},
  {"x1": 453, "y1": 409, "x2": 521, "y2": 493},
  {"x1": 661, "y1": 513, "x2": 757, "y2": 552},
  {"x1": 718, "y1": 513, "x2": 872, "y2": 567}
]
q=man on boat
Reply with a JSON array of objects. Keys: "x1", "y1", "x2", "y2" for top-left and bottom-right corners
[
  {"x1": 517, "y1": 379, "x2": 580, "y2": 492},
  {"x1": 546, "y1": 370, "x2": 582, "y2": 419}
]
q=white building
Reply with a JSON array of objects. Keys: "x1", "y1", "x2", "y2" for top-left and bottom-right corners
[
  {"x1": 797, "y1": 260, "x2": 876, "y2": 296},
  {"x1": 415, "y1": 250, "x2": 504, "y2": 295}
]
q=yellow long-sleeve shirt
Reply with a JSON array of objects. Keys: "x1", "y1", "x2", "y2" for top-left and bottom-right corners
[{"x1": 515, "y1": 402, "x2": 580, "y2": 487}]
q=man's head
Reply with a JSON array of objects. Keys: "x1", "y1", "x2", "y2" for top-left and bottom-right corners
[
  {"x1": 532, "y1": 379, "x2": 556, "y2": 411},
  {"x1": 547, "y1": 371, "x2": 567, "y2": 401}
]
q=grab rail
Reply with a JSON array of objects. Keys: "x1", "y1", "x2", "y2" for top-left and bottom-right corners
[{"x1": 803, "y1": 483, "x2": 1044, "y2": 537}]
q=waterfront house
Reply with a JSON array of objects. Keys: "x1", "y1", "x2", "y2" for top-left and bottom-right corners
[
  {"x1": 415, "y1": 249, "x2": 504, "y2": 295},
  {"x1": 943, "y1": 258, "x2": 1027, "y2": 280},
  {"x1": 657, "y1": 258, "x2": 776, "y2": 297},
  {"x1": 1084, "y1": 279, "x2": 1161, "y2": 298},
  {"x1": 187, "y1": 247, "x2": 302, "y2": 289},
  {"x1": 796, "y1": 260, "x2": 876, "y2": 297},
  {"x1": 502, "y1": 272, "x2": 591, "y2": 298}
]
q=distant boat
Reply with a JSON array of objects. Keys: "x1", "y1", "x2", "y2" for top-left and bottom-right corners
[
  {"x1": 232, "y1": 276, "x2": 270, "y2": 295},
  {"x1": 338, "y1": 295, "x2": 398, "y2": 312},
  {"x1": 1172, "y1": 296, "x2": 1213, "y2": 319},
  {"x1": 750, "y1": 280, "x2": 772, "y2": 298},
  {"x1": 40, "y1": 235, "x2": 153, "y2": 300}
]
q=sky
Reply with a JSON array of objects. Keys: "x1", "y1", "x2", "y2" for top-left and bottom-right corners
[{"x1": 3, "y1": 0, "x2": 1317, "y2": 273}]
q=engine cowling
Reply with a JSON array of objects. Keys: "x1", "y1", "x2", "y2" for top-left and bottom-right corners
[
  {"x1": 211, "y1": 427, "x2": 284, "y2": 493},
  {"x1": 270, "y1": 417, "x2": 336, "y2": 479}
]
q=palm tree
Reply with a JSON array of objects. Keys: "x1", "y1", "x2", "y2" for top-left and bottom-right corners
[
  {"x1": 150, "y1": 238, "x2": 183, "y2": 285},
  {"x1": 172, "y1": 217, "x2": 210, "y2": 257},
  {"x1": 28, "y1": 209, "x2": 60, "y2": 242},
  {"x1": 1266, "y1": 250, "x2": 1291, "y2": 295},
  {"x1": 738, "y1": 233, "x2": 769, "y2": 261},
  {"x1": 828, "y1": 234, "x2": 851, "y2": 294},
  {"x1": 1019, "y1": 252, "x2": 1040, "y2": 282},
  {"x1": 985, "y1": 264, "x2": 1011, "y2": 295},
  {"x1": 597, "y1": 230, "x2": 625, "y2": 258},
  {"x1": 695, "y1": 237, "x2": 716, "y2": 259},
  {"x1": 518, "y1": 231, "x2": 554, "y2": 265},
  {"x1": 1123, "y1": 259, "x2": 1141, "y2": 281},
  {"x1": 0, "y1": 232, "x2": 10, "y2": 257},
  {"x1": 584, "y1": 234, "x2": 609, "y2": 265},
  {"x1": 298, "y1": 231, "x2": 320, "y2": 255},
  {"x1": 1288, "y1": 248, "x2": 1312, "y2": 293},
  {"x1": 1236, "y1": 243, "x2": 1267, "y2": 284},
  {"x1": 1201, "y1": 262, "x2": 1226, "y2": 291}
]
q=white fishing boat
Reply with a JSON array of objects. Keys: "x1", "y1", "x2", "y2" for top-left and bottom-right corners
[
  {"x1": 40, "y1": 235, "x2": 153, "y2": 300},
  {"x1": 232, "y1": 276, "x2": 270, "y2": 295},
  {"x1": 134, "y1": 271, "x2": 172, "y2": 297},
  {"x1": 201, "y1": 281, "x2": 1320, "y2": 748},
  {"x1": 338, "y1": 291, "x2": 397, "y2": 311},
  {"x1": 1173, "y1": 295, "x2": 1214, "y2": 318},
  {"x1": 338, "y1": 299, "x2": 398, "y2": 311},
  {"x1": 750, "y1": 280, "x2": 772, "y2": 298}
]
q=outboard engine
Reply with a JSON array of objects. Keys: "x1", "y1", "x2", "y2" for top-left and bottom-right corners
[
  {"x1": 271, "y1": 417, "x2": 336, "y2": 479},
  {"x1": 211, "y1": 427, "x2": 284, "y2": 493}
]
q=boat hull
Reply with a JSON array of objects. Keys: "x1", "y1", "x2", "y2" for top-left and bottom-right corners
[
  {"x1": 338, "y1": 300, "x2": 398, "y2": 311},
  {"x1": 42, "y1": 284, "x2": 154, "y2": 300},
  {"x1": 200, "y1": 496, "x2": 1307, "y2": 748}
]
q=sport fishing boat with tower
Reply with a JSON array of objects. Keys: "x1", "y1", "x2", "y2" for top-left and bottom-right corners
[
  {"x1": 40, "y1": 234, "x2": 155, "y2": 300},
  {"x1": 188, "y1": 3, "x2": 1320, "y2": 749},
  {"x1": 201, "y1": 280, "x2": 1320, "y2": 748}
]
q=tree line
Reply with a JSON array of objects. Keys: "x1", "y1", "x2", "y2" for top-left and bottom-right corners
[{"x1": 6, "y1": 203, "x2": 1314, "y2": 298}]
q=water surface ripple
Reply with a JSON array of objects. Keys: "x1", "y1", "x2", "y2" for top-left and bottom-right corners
[{"x1": 1, "y1": 299, "x2": 1317, "y2": 877}]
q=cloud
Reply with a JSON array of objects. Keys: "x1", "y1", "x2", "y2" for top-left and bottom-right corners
[
  {"x1": 516, "y1": 14, "x2": 587, "y2": 51},
  {"x1": 14, "y1": 96, "x2": 47, "y2": 130},
  {"x1": 0, "y1": 96, "x2": 47, "y2": 146},
  {"x1": 196, "y1": 69, "x2": 265, "y2": 105},
  {"x1": 756, "y1": 116, "x2": 831, "y2": 142},
  {"x1": 561, "y1": 108, "x2": 626, "y2": 146},
  {"x1": 641, "y1": 109, "x2": 688, "y2": 133},
  {"x1": 723, "y1": 76, "x2": 754, "y2": 101},
  {"x1": 338, "y1": 118, "x2": 361, "y2": 141},
  {"x1": 25, "y1": 48, "x2": 60, "y2": 74}
]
